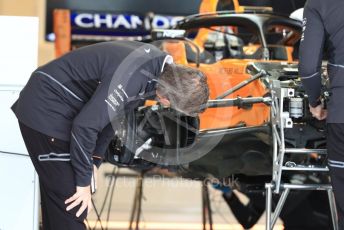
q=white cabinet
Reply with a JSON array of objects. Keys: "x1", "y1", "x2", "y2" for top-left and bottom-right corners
[
  {"x1": 0, "y1": 16, "x2": 39, "y2": 230},
  {"x1": 0, "y1": 152, "x2": 39, "y2": 230}
]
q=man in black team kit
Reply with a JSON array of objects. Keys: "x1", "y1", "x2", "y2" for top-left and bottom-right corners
[
  {"x1": 299, "y1": 0, "x2": 344, "y2": 228},
  {"x1": 12, "y1": 41, "x2": 209, "y2": 229}
]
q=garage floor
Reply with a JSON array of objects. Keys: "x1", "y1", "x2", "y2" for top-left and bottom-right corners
[{"x1": 86, "y1": 164, "x2": 283, "y2": 230}]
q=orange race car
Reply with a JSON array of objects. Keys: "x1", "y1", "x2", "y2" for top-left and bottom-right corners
[
  {"x1": 104, "y1": 10, "x2": 326, "y2": 184},
  {"x1": 159, "y1": 11, "x2": 302, "y2": 131},
  {"x1": 52, "y1": 4, "x2": 326, "y2": 182}
]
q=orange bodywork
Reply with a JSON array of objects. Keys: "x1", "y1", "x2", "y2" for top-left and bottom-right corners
[
  {"x1": 199, "y1": 0, "x2": 244, "y2": 13},
  {"x1": 196, "y1": 61, "x2": 270, "y2": 130},
  {"x1": 162, "y1": 41, "x2": 270, "y2": 131}
]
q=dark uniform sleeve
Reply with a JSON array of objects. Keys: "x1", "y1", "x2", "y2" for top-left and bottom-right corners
[
  {"x1": 70, "y1": 45, "x2": 170, "y2": 186},
  {"x1": 70, "y1": 78, "x2": 143, "y2": 186},
  {"x1": 299, "y1": 0, "x2": 326, "y2": 107},
  {"x1": 93, "y1": 123, "x2": 114, "y2": 168}
]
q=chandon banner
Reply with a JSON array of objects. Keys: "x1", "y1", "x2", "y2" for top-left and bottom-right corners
[
  {"x1": 46, "y1": 0, "x2": 306, "y2": 41},
  {"x1": 45, "y1": 0, "x2": 201, "y2": 41},
  {"x1": 69, "y1": 11, "x2": 184, "y2": 38}
]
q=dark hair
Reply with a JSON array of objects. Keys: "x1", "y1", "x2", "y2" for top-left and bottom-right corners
[{"x1": 156, "y1": 64, "x2": 209, "y2": 116}]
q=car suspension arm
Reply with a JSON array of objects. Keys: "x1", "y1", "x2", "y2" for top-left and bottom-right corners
[{"x1": 204, "y1": 96, "x2": 272, "y2": 109}]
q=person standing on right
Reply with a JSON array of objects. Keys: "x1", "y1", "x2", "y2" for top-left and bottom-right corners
[{"x1": 299, "y1": 0, "x2": 344, "y2": 228}]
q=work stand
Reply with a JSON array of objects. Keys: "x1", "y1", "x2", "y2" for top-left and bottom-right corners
[
  {"x1": 129, "y1": 172, "x2": 145, "y2": 230},
  {"x1": 128, "y1": 172, "x2": 215, "y2": 230},
  {"x1": 202, "y1": 181, "x2": 214, "y2": 230},
  {"x1": 265, "y1": 80, "x2": 339, "y2": 230}
]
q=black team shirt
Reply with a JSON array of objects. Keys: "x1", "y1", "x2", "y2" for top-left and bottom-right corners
[
  {"x1": 12, "y1": 41, "x2": 172, "y2": 186},
  {"x1": 299, "y1": 0, "x2": 344, "y2": 123}
]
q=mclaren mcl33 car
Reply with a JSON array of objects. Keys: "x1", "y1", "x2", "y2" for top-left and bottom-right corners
[{"x1": 106, "y1": 11, "x2": 329, "y2": 187}]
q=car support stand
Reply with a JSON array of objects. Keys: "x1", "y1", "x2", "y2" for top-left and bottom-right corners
[
  {"x1": 265, "y1": 79, "x2": 339, "y2": 230},
  {"x1": 202, "y1": 181, "x2": 214, "y2": 230},
  {"x1": 129, "y1": 172, "x2": 145, "y2": 230}
]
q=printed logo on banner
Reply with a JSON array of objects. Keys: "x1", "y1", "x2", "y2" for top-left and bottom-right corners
[{"x1": 71, "y1": 11, "x2": 184, "y2": 37}]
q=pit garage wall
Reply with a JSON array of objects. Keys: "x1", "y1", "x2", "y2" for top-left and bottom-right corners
[
  {"x1": 0, "y1": 0, "x2": 54, "y2": 66},
  {"x1": 0, "y1": 1, "x2": 209, "y2": 227},
  {"x1": 0, "y1": 1, "x2": 207, "y2": 228},
  {"x1": 0, "y1": 1, "x2": 282, "y2": 229},
  {"x1": 0, "y1": 16, "x2": 39, "y2": 230}
]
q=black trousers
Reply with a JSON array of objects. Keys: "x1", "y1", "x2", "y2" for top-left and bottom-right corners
[
  {"x1": 327, "y1": 123, "x2": 344, "y2": 230},
  {"x1": 223, "y1": 191, "x2": 331, "y2": 230},
  {"x1": 19, "y1": 122, "x2": 87, "y2": 230}
]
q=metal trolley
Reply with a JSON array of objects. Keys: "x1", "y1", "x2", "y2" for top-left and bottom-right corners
[{"x1": 265, "y1": 79, "x2": 339, "y2": 230}]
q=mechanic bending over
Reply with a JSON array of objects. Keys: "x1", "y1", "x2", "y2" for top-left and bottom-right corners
[
  {"x1": 12, "y1": 41, "x2": 209, "y2": 230},
  {"x1": 299, "y1": 0, "x2": 344, "y2": 228}
]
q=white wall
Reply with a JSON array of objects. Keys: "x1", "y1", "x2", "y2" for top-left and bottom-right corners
[
  {"x1": 0, "y1": 0, "x2": 55, "y2": 66},
  {"x1": 0, "y1": 16, "x2": 40, "y2": 230}
]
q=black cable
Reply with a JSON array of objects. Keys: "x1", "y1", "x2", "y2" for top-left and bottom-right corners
[
  {"x1": 202, "y1": 184, "x2": 206, "y2": 230},
  {"x1": 0, "y1": 150, "x2": 28, "y2": 157},
  {"x1": 204, "y1": 184, "x2": 213, "y2": 230},
  {"x1": 91, "y1": 166, "x2": 118, "y2": 230},
  {"x1": 105, "y1": 167, "x2": 119, "y2": 230},
  {"x1": 99, "y1": 167, "x2": 118, "y2": 216},
  {"x1": 91, "y1": 198, "x2": 105, "y2": 230},
  {"x1": 135, "y1": 173, "x2": 145, "y2": 230}
]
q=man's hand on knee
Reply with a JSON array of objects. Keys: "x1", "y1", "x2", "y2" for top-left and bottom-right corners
[{"x1": 65, "y1": 185, "x2": 92, "y2": 217}]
